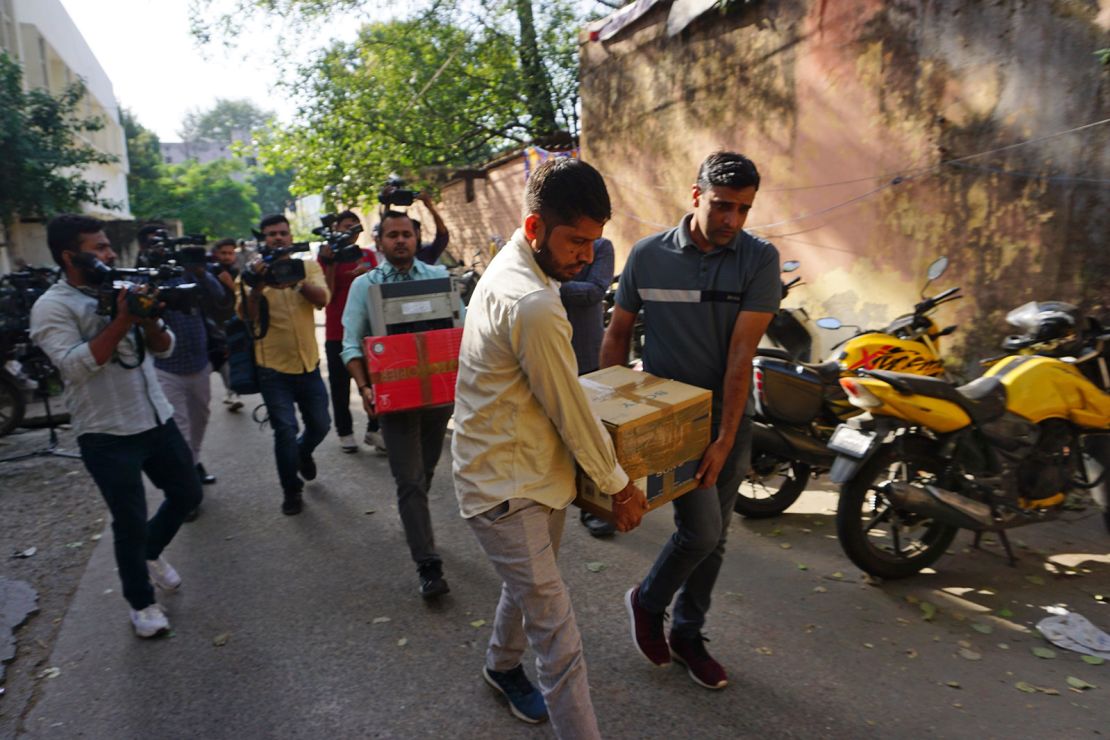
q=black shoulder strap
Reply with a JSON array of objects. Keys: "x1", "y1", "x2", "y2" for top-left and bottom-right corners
[{"x1": 239, "y1": 282, "x2": 269, "y2": 340}]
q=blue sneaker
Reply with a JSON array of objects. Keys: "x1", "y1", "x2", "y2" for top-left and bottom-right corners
[{"x1": 482, "y1": 665, "x2": 549, "y2": 724}]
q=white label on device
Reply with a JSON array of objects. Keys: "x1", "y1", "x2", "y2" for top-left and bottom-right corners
[{"x1": 402, "y1": 300, "x2": 433, "y2": 315}]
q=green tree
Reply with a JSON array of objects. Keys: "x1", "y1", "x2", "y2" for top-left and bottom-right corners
[
  {"x1": 180, "y1": 97, "x2": 274, "y2": 145},
  {"x1": 250, "y1": 167, "x2": 296, "y2": 215},
  {"x1": 144, "y1": 159, "x2": 260, "y2": 240},
  {"x1": 0, "y1": 52, "x2": 120, "y2": 240},
  {"x1": 187, "y1": 0, "x2": 613, "y2": 201},
  {"x1": 121, "y1": 108, "x2": 168, "y2": 221}
]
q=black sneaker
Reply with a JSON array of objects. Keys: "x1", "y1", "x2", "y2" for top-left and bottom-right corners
[
  {"x1": 297, "y1": 450, "x2": 317, "y2": 481},
  {"x1": 580, "y1": 510, "x2": 617, "y2": 537},
  {"x1": 418, "y1": 562, "x2": 449, "y2": 599},
  {"x1": 281, "y1": 490, "x2": 303, "y2": 516},
  {"x1": 196, "y1": 463, "x2": 217, "y2": 485},
  {"x1": 482, "y1": 665, "x2": 549, "y2": 724}
]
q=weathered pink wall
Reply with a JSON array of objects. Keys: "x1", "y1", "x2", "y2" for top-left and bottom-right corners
[
  {"x1": 581, "y1": 0, "x2": 1110, "y2": 372},
  {"x1": 436, "y1": 154, "x2": 526, "y2": 270}
]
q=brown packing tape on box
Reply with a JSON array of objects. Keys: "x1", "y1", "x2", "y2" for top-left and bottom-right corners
[
  {"x1": 581, "y1": 372, "x2": 711, "y2": 480},
  {"x1": 369, "y1": 333, "x2": 459, "y2": 405}
]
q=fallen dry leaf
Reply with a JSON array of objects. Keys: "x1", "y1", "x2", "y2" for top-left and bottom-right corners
[{"x1": 212, "y1": 633, "x2": 230, "y2": 647}]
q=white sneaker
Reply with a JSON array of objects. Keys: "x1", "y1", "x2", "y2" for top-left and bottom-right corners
[
  {"x1": 338, "y1": 434, "x2": 358, "y2": 453},
  {"x1": 130, "y1": 603, "x2": 170, "y2": 638},
  {"x1": 147, "y1": 556, "x2": 181, "y2": 592},
  {"x1": 363, "y1": 430, "x2": 387, "y2": 454}
]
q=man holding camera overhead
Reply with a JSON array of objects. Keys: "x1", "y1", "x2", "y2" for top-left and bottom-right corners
[
  {"x1": 30, "y1": 214, "x2": 202, "y2": 638},
  {"x1": 316, "y1": 210, "x2": 378, "y2": 454},
  {"x1": 239, "y1": 213, "x2": 331, "y2": 515}
]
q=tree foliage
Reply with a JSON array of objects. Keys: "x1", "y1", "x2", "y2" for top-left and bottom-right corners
[
  {"x1": 180, "y1": 97, "x2": 274, "y2": 145},
  {"x1": 187, "y1": 0, "x2": 608, "y2": 204},
  {"x1": 0, "y1": 52, "x2": 120, "y2": 233},
  {"x1": 121, "y1": 108, "x2": 166, "y2": 222},
  {"x1": 143, "y1": 159, "x2": 261, "y2": 239}
]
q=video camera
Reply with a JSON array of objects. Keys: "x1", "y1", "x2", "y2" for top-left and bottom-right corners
[
  {"x1": 377, "y1": 175, "x2": 417, "y2": 208},
  {"x1": 241, "y1": 236, "x2": 311, "y2": 288},
  {"x1": 313, "y1": 213, "x2": 364, "y2": 264},
  {"x1": 73, "y1": 255, "x2": 201, "y2": 320},
  {"x1": 142, "y1": 229, "x2": 209, "y2": 267}
]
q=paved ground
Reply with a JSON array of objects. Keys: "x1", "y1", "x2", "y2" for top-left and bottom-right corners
[{"x1": 7, "y1": 373, "x2": 1110, "y2": 739}]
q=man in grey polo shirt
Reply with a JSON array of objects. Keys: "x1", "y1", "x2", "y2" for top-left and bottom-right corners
[{"x1": 601, "y1": 151, "x2": 780, "y2": 690}]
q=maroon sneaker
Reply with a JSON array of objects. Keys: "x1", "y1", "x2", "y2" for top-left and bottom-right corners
[
  {"x1": 669, "y1": 633, "x2": 728, "y2": 690},
  {"x1": 624, "y1": 586, "x2": 670, "y2": 666}
]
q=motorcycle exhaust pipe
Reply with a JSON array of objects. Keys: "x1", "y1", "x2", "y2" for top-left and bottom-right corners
[{"x1": 881, "y1": 481, "x2": 995, "y2": 530}]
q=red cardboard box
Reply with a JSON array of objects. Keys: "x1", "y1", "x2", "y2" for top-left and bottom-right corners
[{"x1": 364, "y1": 328, "x2": 463, "y2": 413}]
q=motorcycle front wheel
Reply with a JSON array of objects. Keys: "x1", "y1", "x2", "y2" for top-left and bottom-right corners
[
  {"x1": 836, "y1": 439, "x2": 959, "y2": 578},
  {"x1": 734, "y1": 455, "x2": 810, "y2": 518}
]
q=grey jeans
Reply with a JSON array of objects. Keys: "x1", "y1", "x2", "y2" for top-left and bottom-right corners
[
  {"x1": 638, "y1": 417, "x2": 753, "y2": 638},
  {"x1": 156, "y1": 364, "x2": 212, "y2": 463},
  {"x1": 467, "y1": 498, "x2": 601, "y2": 740}
]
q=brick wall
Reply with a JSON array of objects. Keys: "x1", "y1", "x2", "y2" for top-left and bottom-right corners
[{"x1": 435, "y1": 153, "x2": 527, "y2": 272}]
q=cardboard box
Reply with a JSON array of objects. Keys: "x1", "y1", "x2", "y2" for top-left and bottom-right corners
[
  {"x1": 364, "y1": 327, "x2": 463, "y2": 413},
  {"x1": 574, "y1": 366, "x2": 712, "y2": 522}
]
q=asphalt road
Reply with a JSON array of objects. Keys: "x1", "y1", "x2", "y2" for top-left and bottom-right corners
[{"x1": 16, "y1": 374, "x2": 1110, "y2": 739}]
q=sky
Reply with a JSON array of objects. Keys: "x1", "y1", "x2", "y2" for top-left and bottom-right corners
[{"x1": 57, "y1": 0, "x2": 362, "y2": 142}]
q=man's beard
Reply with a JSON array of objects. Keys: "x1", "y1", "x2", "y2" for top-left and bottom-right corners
[{"x1": 534, "y1": 233, "x2": 580, "y2": 282}]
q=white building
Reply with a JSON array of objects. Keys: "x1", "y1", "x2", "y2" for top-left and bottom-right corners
[{"x1": 0, "y1": 0, "x2": 131, "y2": 270}]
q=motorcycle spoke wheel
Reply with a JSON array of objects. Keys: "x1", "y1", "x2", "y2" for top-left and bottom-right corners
[
  {"x1": 734, "y1": 458, "x2": 811, "y2": 519},
  {"x1": 836, "y1": 439, "x2": 958, "y2": 579}
]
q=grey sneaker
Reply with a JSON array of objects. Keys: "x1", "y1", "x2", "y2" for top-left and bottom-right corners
[
  {"x1": 129, "y1": 603, "x2": 170, "y2": 638},
  {"x1": 147, "y1": 556, "x2": 181, "y2": 592}
]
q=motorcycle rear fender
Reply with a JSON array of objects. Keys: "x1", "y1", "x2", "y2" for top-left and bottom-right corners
[
  {"x1": 853, "y1": 376, "x2": 972, "y2": 433},
  {"x1": 753, "y1": 421, "x2": 836, "y2": 468}
]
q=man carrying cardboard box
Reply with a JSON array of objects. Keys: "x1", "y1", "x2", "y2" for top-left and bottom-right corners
[
  {"x1": 342, "y1": 210, "x2": 455, "y2": 600},
  {"x1": 601, "y1": 151, "x2": 781, "y2": 690},
  {"x1": 452, "y1": 158, "x2": 647, "y2": 738}
]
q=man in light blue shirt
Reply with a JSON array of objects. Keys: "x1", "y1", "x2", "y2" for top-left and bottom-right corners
[{"x1": 341, "y1": 210, "x2": 456, "y2": 600}]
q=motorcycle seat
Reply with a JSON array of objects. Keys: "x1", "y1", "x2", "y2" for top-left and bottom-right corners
[
  {"x1": 802, "y1": 360, "x2": 842, "y2": 385},
  {"x1": 860, "y1": 370, "x2": 1008, "y2": 423}
]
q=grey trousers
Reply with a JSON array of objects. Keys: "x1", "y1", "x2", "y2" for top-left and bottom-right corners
[
  {"x1": 156, "y1": 364, "x2": 212, "y2": 463},
  {"x1": 468, "y1": 498, "x2": 601, "y2": 740}
]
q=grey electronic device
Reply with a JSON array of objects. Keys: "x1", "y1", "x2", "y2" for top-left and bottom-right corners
[{"x1": 366, "y1": 277, "x2": 465, "y2": 336}]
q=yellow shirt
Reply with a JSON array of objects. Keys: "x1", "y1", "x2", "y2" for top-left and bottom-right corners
[
  {"x1": 451, "y1": 230, "x2": 628, "y2": 518},
  {"x1": 238, "y1": 259, "x2": 329, "y2": 374}
]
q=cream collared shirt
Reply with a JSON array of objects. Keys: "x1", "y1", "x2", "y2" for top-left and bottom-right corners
[{"x1": 451, "y1": 229, "x2": 628, "y2": 518}]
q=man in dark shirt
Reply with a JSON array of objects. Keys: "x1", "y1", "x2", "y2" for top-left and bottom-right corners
[
  {"x1": 318, "y1": 210, "x2": 378, "y2": 453},
  {"x1": 602, "y1": 151, "x2": 780, "y2": 691},
  {"x1": 561, "y1": 237, "x2": 619, "y2": 537}
]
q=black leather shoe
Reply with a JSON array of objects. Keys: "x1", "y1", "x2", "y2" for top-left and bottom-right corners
[
  {"x1": 184, "y1": 506, "x2": 201, "y2": 522},
  {"x1": 580, "y1": 511, "x2": 617, "y2": 537},
  {"x1": 297, "y1": 451, "x2": 317, "y2": 481},
  {"x1": 418, "y1": 563, "x2": 450, "y2": 599},
  {"x1": 281, "y1": 491, "x2": 304, "y2": 516},
  {"x1": 196, "y1": 463, "x2": 217, "y2": 485}
]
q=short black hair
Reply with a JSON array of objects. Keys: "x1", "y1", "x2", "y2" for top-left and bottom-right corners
[
  {"x1": 523, "y1": 158, "x2": 610, "y2": 229},
  {"x1": 47, "y1": 213, "x2": 104, "y2": 266},
  {"x1": 259, "y1": 213, "x2": 289, "y2": 231},
  {"x1": 379, "y1": 211, "x2": 415, "y2": 231},
  {"x1": 335, "y1": 210, "x2": 359, "y2": 224},
  {"x1": 136, "y1": 221, "x2": 168, "y2": 248},
  {"x1": 212, "y1": 238, "x2": 237, "y2": 251},
  {"x1": 696, "y1": 151, "x2": 760, "y2": 192}
]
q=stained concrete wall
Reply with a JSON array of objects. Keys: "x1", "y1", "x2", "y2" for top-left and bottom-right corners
[{"x1": 581, "y1": 0, "x2": 1110, "y2": 372}]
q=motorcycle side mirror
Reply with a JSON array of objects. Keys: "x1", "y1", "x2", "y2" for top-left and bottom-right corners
[
  {"x1": 816, "y1": 317, "x2": 842, "y2": 330},
  {"x1": 782, "y1": 260, "x2": 800, "y2": 273},
  {"x1": 921, "y1": 256, "x2": 949, "y2": 297}
]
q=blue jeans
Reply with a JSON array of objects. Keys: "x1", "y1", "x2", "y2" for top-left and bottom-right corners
[
  {"x1": 78, "y1": 420, "x2": 203, "y2": 610},
  {"x1": 638, "y1": 417, "x2": 753, "y2": 638},
  {"x1": 379, "y1": 405, "x2": 453, "y2": 569},
  {"x1": 258, "y1": 366, "x2": 331, "y2": 494}
]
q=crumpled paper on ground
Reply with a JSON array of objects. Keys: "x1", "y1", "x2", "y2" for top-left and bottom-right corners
[{"x1": 1036, "y1": 611, "x2": 1110, "y2": 659}]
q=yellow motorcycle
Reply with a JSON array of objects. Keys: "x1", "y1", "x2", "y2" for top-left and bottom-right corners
[
  {"x1": 738, "y1": 257, "x2": 959, "y2": 517},
  {"x1": 826, "y1": 302, "x2": 1110, "y2": 578}
]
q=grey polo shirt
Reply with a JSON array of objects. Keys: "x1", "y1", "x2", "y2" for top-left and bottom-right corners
[{"x1": 615, "y1": 214, "x2": 780, "y2": 416}]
